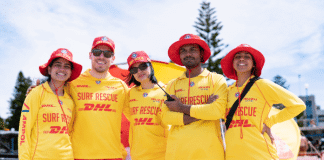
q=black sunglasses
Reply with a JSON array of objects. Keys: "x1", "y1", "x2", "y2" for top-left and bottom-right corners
[
  {"x1": 129, "y1": 63, "x2": 149, "y2": 74},
  {"x1": 92, "y1": 49, "x2": 114, "y2": 58}
]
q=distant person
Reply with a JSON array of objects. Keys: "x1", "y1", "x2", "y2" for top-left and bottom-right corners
[
  {"x1": 220, "y1": 44, "x2": 306, "y2": 159},
  {"x1": 124, "y1": 51, "x2": 168, "y2": 160},
  {"x1": 300, "y1": 136, "x2": 309, "y2": 156},
  {"x1": 162, "y1": 34, "x2": 227, "y2": 160},
  {"x1": 18, "y1": 48, "x2": 82, "y2": 159},
  {"x1": 309, "y1": 119, "x2": 316, "y2": 127}
]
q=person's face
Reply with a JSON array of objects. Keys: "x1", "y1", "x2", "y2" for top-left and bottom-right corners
[
  {"x1": 48, "y1": 58, "x2": 72, "y2": 82},
  {"x1": 89, "y1": 45, "x2": 115, "y2": 73},
  {"x1": 233, "y1": 51, "x2": 254, "y2": 75},
  {"x1": 131, "y1": 62, "x2": 151, "y2": 83},
  {"x1": 179, "y1": 44, "x2": 202, "y2": 69}
]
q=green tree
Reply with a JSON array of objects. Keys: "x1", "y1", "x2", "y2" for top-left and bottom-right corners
[
  {"x1": 194, "y1": 1, "x2": 227, "y2": 74},
  {"x1": 272, "y1": 75, "x2": 290, "y2": 110},
  {"x1": 0, "y1": 117, "x2": 5, "y2": 130},
  {"x1": 273, "y1": 75, "x2": 290, "y2": 89},
  {"x1": 6, "y1": 71, "x2": 32, "y2": 131}
]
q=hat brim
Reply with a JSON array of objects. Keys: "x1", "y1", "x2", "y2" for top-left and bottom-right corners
[
  {"x1": 92, "y1": 43, "x2": 115, "y2": 53},
  {"x1": 39, "y1": 56, "x2": 82, "y2": 82},
  {"x1": 168, "y1": 39, "x2": 211, "y2": 66},
  {"x1": 221, "y1": 46, "x2": 265, "y2": 80}
]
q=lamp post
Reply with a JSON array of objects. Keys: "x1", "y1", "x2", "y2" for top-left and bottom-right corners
[{"x1": 305, "y1": 83, "x2": 311, "y2": 126}]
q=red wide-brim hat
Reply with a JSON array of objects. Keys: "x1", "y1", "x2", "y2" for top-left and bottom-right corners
[
  {"x1": 221, "y1": 44, "x2": 265, "y2": 80},
  {"x1": 39, "y1": 48, "x2": 82, "y2": 82},
  {"x1": 168, "y1": 34, "x2": 211, "y2": 66}
]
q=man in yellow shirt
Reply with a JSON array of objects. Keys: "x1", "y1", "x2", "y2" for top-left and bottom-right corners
[
  {"x1": 68, "y1": 36, "x2": 130, "y2": 160},
  {"x1": 26, "y1": 36, "x2": 129, "y2": 160},
  {"x1": 162, "y1": 34, "x2": 227, "y2": 160}
]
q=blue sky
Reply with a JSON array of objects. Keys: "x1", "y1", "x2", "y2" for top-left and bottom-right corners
[{"x1": 0, "y1": 0, "x2": 323, "y2": 119}]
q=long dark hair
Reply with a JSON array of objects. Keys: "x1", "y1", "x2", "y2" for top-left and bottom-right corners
[
  {"x1": 126, "y1": 62, "x2": 157, "y2": 86},
  {"x1": 46, "y1": 58, "x2": 74, "y2": 82}
]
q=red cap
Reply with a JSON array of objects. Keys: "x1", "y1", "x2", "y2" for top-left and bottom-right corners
[
  {"x1": 221, "y1": 44, "x2": 265, "y2": 80},
  {"x1": 168, "y1": 34, "x2": 211, "y2": 66},
  {"x1": 39, "y1": 48, "x2": 82, "y2": 82},
  {"x1": 127, "y1": 51, "x2": 151, "y2": 70},
  {"x1": 92, "y1": 36, "x2": 115, "y2": 52}
]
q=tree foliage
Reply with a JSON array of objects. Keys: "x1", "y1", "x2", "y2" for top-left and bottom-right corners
[
  {"x1": 272, "y1": 75, "x2": 290, "y2": 110},
  {"x1": 273, "y1": 75, "x2": 290, "y2": 89},
  {"x1": 194, "y1": 1, "x2": 227, "y2": 74},
  {"x1": 6, "y1": 71, "x2": 32, "y2": 131}
]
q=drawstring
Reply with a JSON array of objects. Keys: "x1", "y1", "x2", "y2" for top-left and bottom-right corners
[
  {"x1": 188, "y1": 69, "x2": 192, "y2": 105},
  {"x1": 52, "y1": 81, "x2": 69, "y2": 135},
  {"x1": 235, "y1": 76, "x2": 252, "y2": 139},
  {"x1": 186, "y1": 65, "x2": 200, "y2": 105}
]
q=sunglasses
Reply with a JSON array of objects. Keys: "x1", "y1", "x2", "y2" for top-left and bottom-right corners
[
  {"x1": 92, "y1": 49, "x2": 114, "y2": 58},
  {"x1": 129, "y1": 63, "x2": 149, "y2": 74}
]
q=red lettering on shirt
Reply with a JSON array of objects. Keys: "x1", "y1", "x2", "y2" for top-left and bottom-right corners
[
  {"x1": 229, "y1": 119, "x2": 254, "y2": 128},
  {"x1": 43, "y1": 113, "x2": 60, "y2": 122},
  {"x1": 77, "y1": 92, "x2": 93, "y2": 100},
  {"x1": 78, "y1": 103, "x2": 116, "y2": 112},
  {"x1": 20, "y1": 115, "x2": 27, "y2": 146},
  {"x1": 134, "y1": 118, "x2": 157, "y2": 126},
  {"x1": 95, "y1": 93, "x2": 118, "y2": 102}
]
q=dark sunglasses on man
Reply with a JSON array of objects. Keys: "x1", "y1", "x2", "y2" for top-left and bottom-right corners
[
  {"x1": 129, "y1": 63, "x2": 149, "y2": 74},
  {"x1": 92, "y1": 49, "x2": 114, "y2": 58}
]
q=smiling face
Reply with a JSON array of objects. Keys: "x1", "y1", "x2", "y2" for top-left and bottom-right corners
[
  {"x1": 233, "y1": 51, "x2": 254, "y2": 75},
  {"x1": 48, "y1": 58, "x2": 72, "y2": 82},
  {"x1": 89, "y1": 44, "x2": 115, "y2": 73},
  {"x1": 179, "y1": 44, "x2": 202, "y2": 69},
  {"x1": 132, "y1": 62, "x2": 151, "y2": 84}
]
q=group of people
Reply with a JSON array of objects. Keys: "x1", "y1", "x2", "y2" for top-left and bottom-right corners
[{"x1": 18, "y1": 34, "x2": 306, "y2": 160}]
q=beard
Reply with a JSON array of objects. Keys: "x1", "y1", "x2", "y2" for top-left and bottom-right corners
[{"x1": 182, "y1": 57, "x2": 199, "y2": 69}]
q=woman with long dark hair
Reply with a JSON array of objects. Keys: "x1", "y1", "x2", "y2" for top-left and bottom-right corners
[
  {"x1": 18, "y1": 48, "x2": 82, "y2": 160},
  {"x1": 125, "y1": 51, "x2": 168, "y2": 160},
  {"x1": 221, "y1": 44, "x2": 306, "y2": 160}
]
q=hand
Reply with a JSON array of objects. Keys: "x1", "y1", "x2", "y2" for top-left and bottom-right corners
[
  {"x1": 164, "y1": 95, "x2": 182, "y2": 112},
  {"x1": 206, "y1": 94, "x2": 219, "y2": 104},
  {"x1": 26, "y1": 79, "x2": 40, "y2": 96},
  {"x1": 262, "y1": 123, "x2": 274, "y2": 144}
]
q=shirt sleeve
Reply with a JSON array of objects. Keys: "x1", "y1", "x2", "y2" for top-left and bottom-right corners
[
  {"x1": 161, "y1": 79, "x2": 184, "y2": 126},
  {"x1": 122, "y1": 83, "x2": 131, "y2": 120},
  {"x1": 190, "y1": 74, "x2": 228, "y2": 120},
  {"x1": 261, "y1": 79, "x2": 306, "y2": 128},
  {"x1": 18, "y1": 88, "x2": 41, "y2": 159}
]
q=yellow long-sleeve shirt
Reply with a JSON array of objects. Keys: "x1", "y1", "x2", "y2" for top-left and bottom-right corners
[
  {"x1": 125, "y1": 82, "x2": 168, "y2": 160},
  {"x1": 68, "y1": 69, "x2": 129, "y2": 159},
  {"x1": 18, "y1": 81, "x2": 74, "y2": 160},
  {"x1": 161, "y1": 69, "x2": 227, "y2": 160},
  {"x1": 225, "y1": 77, "x2": 306, "y2": 160}
]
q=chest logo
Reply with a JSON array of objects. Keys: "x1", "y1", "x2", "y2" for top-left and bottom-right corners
[
  {"x1": 190, "y1": 82, "x2": 195, "y2": 87},
  {"x1": 235, "y1": 92, "x2": 240, "y2": 98},
  {"x1": 96, "y1": 80, "x2": 101, "y2": 84},
  {"x1": 58, "y1": 100, "x2": 63, "y2": 105},
  {"x1": 143, "y1": 93, "x2": 148, "y2": 97}
]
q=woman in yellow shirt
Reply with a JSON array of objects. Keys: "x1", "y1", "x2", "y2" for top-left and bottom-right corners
[
  {"x1": 220, "y1": 44, "x2": 306, "y2": 160},
  {"x1": 125, "y1": 51, "x2": 168, "y2": 160},
  {"x1": 18, "y1": 48, "x2": 82, "y2": 160}
]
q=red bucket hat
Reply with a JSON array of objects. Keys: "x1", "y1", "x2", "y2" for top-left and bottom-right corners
[
  {"x1": 221, "y1": 44, "x2": 265, "y2": 80},
  {"x1": 92, "y1": 36, "x2": 115, "y2": 53},
  {"x1": 168, "y1": 34, "x2": 211, "y2": 66},
  {"x1": 39, "y1": 48, "x2": 83, "y2": 82},
  {"x1": 127, "y1": 51, "x2": 151, "y2": 70}
]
